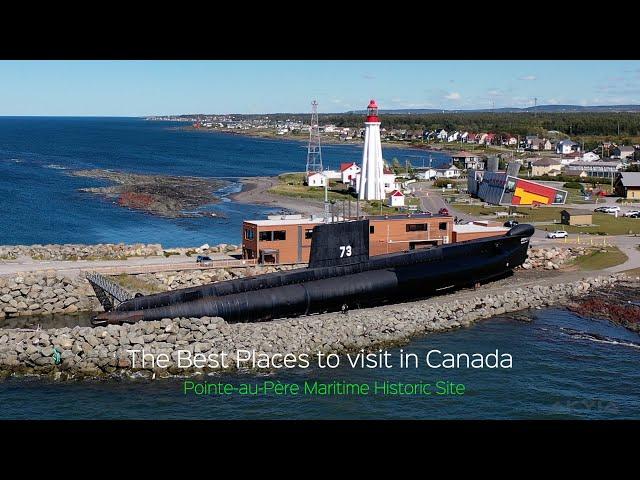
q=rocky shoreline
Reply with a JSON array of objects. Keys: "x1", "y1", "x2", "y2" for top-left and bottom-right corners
[
  {"x1": 0, "y1": 272, "x2": 624, "y2": 380},
  {"x1": 73, "y1": 169, "x2": 228, "y2": 218}
]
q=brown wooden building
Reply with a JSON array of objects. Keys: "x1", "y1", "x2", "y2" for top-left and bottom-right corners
[{"x1": 242, "y1": 213, "x2": 455, "y2": 264}]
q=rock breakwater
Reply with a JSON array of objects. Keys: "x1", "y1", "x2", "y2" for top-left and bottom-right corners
[{"x1": 0, "y1": 273, "x2": 622, "y2": 380}]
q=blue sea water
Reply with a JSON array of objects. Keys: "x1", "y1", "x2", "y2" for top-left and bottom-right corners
[
  {"x1": 1, "y1": 308, "x2": 639, "y2": 419},
  {"x1": 0, "y1": 117, "x2": 449, "y2": 247}
]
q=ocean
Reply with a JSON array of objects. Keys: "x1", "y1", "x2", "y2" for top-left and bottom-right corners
[
  {"x1": 0, "y1": 117, "x2": 450, "y2": 247},
  {"x1": 1, "y1": 308, "x2": 639, "y2": 419}
]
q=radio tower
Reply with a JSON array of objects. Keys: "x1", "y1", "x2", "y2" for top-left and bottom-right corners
[{"x1": 306, "y1": 100, "x2": 323, "y2": 174}]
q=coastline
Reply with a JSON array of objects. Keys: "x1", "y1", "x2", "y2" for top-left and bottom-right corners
[
  {"x1": 0, "y1": 270, "x2": 627, "y2": 380},
  {"x1": 230, "y1": 175, "x2": 325, "y2": 216}
]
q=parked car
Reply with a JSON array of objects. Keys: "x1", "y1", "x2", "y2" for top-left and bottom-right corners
[
  {"x1": 547, "y1": 230, "x2": 568, "y2": 239},
  {"x1": 628, "y1": 213, "x2": 640, "y2": 219},
  {"x1": 503, "y1": 220, "x2": 519, "y2": 228},
  {"x1": 624, "y1": 210, "x2": 640, "y2": 217},
  {"x1": 594, "y1": 206, "x2": 609, "y2": 212},
  {"x1": 196, "y1": 255, "x2": 213, "y2": 265},
  {"x1": 438, "y1": 207, "x2": 449, "y2": 215}
]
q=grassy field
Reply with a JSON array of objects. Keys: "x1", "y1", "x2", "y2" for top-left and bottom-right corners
[
  {"x1": 562, "y1": 214, "x2": 640, "y2": 235},
  {"x1": 569, "y1": 246, "x2": 628, "y2": 271}
]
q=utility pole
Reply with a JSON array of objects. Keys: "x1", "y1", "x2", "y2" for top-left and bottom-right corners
[{"x1": 306, "y1": 100, "x2": 323, "y2": 174}]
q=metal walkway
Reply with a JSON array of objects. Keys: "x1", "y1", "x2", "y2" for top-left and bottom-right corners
[{"x1": 85, "y1": 271, "x2": 133, "y2": 311}]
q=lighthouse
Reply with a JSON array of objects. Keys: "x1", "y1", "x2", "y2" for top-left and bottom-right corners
[{"x1": 358, "y1": 99, "x2": 385, "y2": 201}]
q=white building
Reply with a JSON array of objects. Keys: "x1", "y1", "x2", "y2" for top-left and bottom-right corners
[
  {"x1": 307, "y1": 172, "x2": 326, "y2": 187},
  {"x1": 556, "y1": 139, "x2": 581, "y2": 155},
  {"x1": 340, "y1": 162, "x2": 360, "y2": 184},
  {"x1": 358, "y1": 100, "x2": 386, "y2": 200},
  {"x1": 435, "y1": 166, "x2": 462, "y2": 178},
  {"x1": 417, "y1": 168, "x2": 438, "y2": 180},
  {"x1": 387, "y1": 190, "x2": 405, "y2": 207},
  {"x1": 581, "y1": 152, "x2": 600, "y2": 162},
  {"x1": 382, "y1": 168, "x2": 399, "y2": 193}
]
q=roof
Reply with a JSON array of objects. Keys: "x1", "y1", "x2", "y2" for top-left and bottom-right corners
[
  {"x1": 570, "y1": 161, "x2": 621, "y2": 168},
  {"x1": 558, "y1": 139, "x2": 579, "y2": 146},
  {"x1": 383, "y1": 168, "x2": 394, "y2": 175},
  {"x1": 453, "y1": 224, "x2": 508, "y2": 234},
  {"x1": 531, "y1": 158, "x2": 562, "y2": 166},
  {"x1": 245, "y1": 217, "x2": 327, "y2": 227},
  {"x1": 619, "y1": 172, "x2": 640, "y2": 187},
  {"x1": 340, "y1": 162, "x2": 358, "y2": 172},
  {"x1": 390, "y1": 190, "x2": 404, "y2": 197},
  {"x1": 561, "y1": 209, "x2": 593, "y2": 216},
  {"x1": 617, "y1": 146, "x2": 635, "y2": 152},
  {"x1": 308, "y1": 172, "x2": 323, "y2": 177}
]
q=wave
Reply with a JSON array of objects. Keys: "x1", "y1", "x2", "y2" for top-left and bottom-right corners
[
  {"x1": 560, "y1": 327, "x2": 640, "y2": 350},
  {"x1": 44, "y1": 164, "x2": 67, "y2": 170}
]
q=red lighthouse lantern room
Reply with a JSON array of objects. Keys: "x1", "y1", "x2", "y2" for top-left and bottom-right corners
[{"x1": 366, "y1": 99, "x2": 379, "y2": 122}]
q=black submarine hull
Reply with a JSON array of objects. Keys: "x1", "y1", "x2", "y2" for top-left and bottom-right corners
[{"x1": 92, "y1": 223, "x2": 534, "y2": 325}]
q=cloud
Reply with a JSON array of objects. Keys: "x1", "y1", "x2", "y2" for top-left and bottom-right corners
[
  {"x1": 444, "y1": 92, "x2": 461, "y2": 101},
  {"x1": 518, "y1": 75, "x2": 537, "y2": 81}
]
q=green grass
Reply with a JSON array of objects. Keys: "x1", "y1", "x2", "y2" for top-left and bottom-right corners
[
  {"x1": 569, "y1": 246, "x2": 628, "y2": 271},
  {"x1": 563, "y1": 213, "x2": 640, "y2": 235},
  {"x1": 453, "y1": 205, "x2": 567, "y2": 222}
]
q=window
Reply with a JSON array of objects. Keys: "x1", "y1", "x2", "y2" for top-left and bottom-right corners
[
  {"x1": 259, "y1": 231, "x2": 273, "y2": 241},
  {"x1": 273, "y1": 230, "x2": 286, "y2": 241},
  {"x1": 305, "y1": 229, "x2": 313, "y2": 239},
  {"x1": 244, "y1": 229, "x2": 254, "y2": 240},
  {"x1": 439, "y1": 222, "x2": 448, "y2": 231},
  {"x1": 370, "y1": 226, "x2": 375, "y2": 234},
  {"x1": 406, "y1": 223, "x2": 427, "y2": 232}
]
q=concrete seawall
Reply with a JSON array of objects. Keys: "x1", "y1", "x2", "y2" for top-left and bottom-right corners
[{"x1": 0, "y1": 272, "x2": 623, "y2": 380}]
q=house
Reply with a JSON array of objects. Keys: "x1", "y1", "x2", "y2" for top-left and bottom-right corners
[
  {"x1": 613, "y1": 146, "x2": 635, "y2": 161},
  {"x1": 435, "y1": 166, "x2": 462, "y2": 179},
  {"x1": 447, "y1": 131, "x2": 459, "y2": 142},
  {"x1": 502, "y1": 135, "x2": 518, "y2": 146},
  {"x1": 451, "y1": 151, "x2": 484, "y2": 170},
  {"x1": 581, "y1": 152, "x2": 600, "y2": 162},
  {"x1": 466, "y1": 133, "x2": 478, "y2": 144},
  {"x1": 382, "y1": 168, "x2": 399, "y2": 193},
  {"x1": 530, "y1": 158, "x2": 563, "y2": 177},
  {"x1": 387, "y1": 190, "x2": 405, "y2": 207},
  {"x1": 556, "y1": 139, "x2": 581, "y2": 155},
  {"x1": 340, "y1": 162, "x2": 360, "y2": 184},
  {"x1": 306, "y1": 172, "x2": 326, "y2": 187},
  {"x1": 561, "y1": 209, "x2": 593, "y2": 226},
  {"x1": 613, "y1": 172, "x2": 640, "y2": 200},
  {"x1": 416, "y1": 168, "x2": 438, "y2": 180},
  {"x1": 459, "y1": 132, "x2": 469, "y2": 142},
  {"x1": 564, "y1": 161, "x2": 622, "y2": 178},
  {"x1": 528, "y1": 138, "x2": 552, "y2": 151},
  {"x1": 436, "y1": 129, "x2": 448, "y2": 141}
]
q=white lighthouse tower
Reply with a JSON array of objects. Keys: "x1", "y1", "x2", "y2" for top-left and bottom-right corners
[{"x1": 358, "y1": 99, "x2": 385, "y2": 201}]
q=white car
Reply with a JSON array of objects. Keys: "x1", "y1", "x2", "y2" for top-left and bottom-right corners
[
  {"x1": 547, "y1": 230, "x2": 568, "y2": 239},
  {"x1": 624, "y1": 210, "x2": 640, "y2": 217},
  {"x1": 603, "y1": 206, "x2": 621, "y2": 214}
]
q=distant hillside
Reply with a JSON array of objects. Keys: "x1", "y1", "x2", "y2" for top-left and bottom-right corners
[{"x1": 347, "y1": 105, "x2": 640, "y2": 114}]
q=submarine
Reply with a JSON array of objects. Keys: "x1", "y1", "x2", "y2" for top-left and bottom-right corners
[{"x1": 92, "y1": 219, "x2": 534, "y2": 326}]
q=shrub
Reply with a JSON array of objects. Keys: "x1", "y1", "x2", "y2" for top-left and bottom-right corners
[{"x1": 563, "y1": 181, "x2": 583, "y2": 189}]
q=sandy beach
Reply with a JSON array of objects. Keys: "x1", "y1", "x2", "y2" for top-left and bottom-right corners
[{"x1": 231, "y1": 176, "x2": 325, "y2": 216}]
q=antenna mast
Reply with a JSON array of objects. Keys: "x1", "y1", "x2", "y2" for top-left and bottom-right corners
[{"x1": 306, "y1": 100, "x2": 323, "y2": 174}]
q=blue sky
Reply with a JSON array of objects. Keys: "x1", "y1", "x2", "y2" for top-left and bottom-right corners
[{"x1": 1, "y1": 60, "x2": 639, "y2": 116}]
